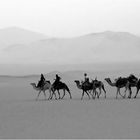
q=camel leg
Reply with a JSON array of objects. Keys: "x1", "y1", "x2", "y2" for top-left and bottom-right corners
[
  {"x1": 102, "y1": 86, "x2": 106, "y2": 98},
  {"x1": 48, "y1": 88, "x2": 52, "y2": 100},
  {"x1": 49, "y1": 90, "x2": 53, "y2": 100},
  {"x1": 69, "y1": 92, "x2": 72, "y2": 99},
  {"x1": 97, "y1": 89, "x2": 101, "y2": 98},
  {"x1": 95, "y1": 90, "x2": 97, "y2": 98},
  {"x1": 134, "y1": 87, "x2": 139, "y2": 98},
  {"x1": 85, "y1": 91, "x2": 90, "y2": 99},
  {"x1": 57, "y1": 90, "x2": 61, "y2": 99},
  {"x1": 95, "y1": 90, "x2": 98, "y2": 98},
  {"x1": 52, "y1": 89, "x2": 57, "y2": 100},
  {"x1": 94, "y1": 89, "x2": 98, "y2": 98},
  {"x1": 97, "y1": 88, "x2": 101, "y2": 97},
  {"x1": 93, "y1": 88, "x2": 98, "y2": 99},
  {"x1": 128, "y1": 86, "x2": 132, "y2": 99},
  {"x1": 94, "y1": 89, "x2": 97, "y2": 98},
  {"x1": 81, "y1": 90, "x2": 84, "y2": 100},
  {"x1": 118, "y1": 88, "x2": 124, "y2": 98},
  {"x1": 87, "y1": 89, "x2": 93, "y2": 99},
  {"x1": 103, "y1": 89, "x2": 106, "y2": 99},
  {"x1": 54, "y1": 91, "x2": 57, "y2": 100},
  {"x1": 92, "y1": 89, "x2": 95, "y2": 99},
  {"x1": 89, "y1": 90, "x2": 93, "y2": 97},
  {"x1": 36, "y1": 90, "x2": 41, "y2": 101},
  {"x1": 61, "y1": 89, "x2": 65, "y2": 99},
  {"x1": 68, "y1": 90, "x2": 72, "y2": 99},
  {"x1": 123, "y1": 86, "x2": 128, "y2": 98},
  {"x1": 43, "y1": 90, "x2": 47, "y2": 100},
  {"x1": 116, "y1": 88, "x2": 119, "y2": 99}
]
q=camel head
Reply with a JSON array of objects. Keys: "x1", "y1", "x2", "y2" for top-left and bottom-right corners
[
  {"x1": 104, "y1": 78, "x2": 112, "y2": 84},
  {"x1": 74, "y1": 80, "x2": 80, "y2": 84},
  {"x1": 104, "y1": 78, "x2": 110, "y2": 82},
  {"x1": 30, "y1": 83, "x2": 41, "y2": 91},
  {"x1": 74, "y1": 80, "x2": 83, "y2": 89},
  {"x1": 30, "y1": 83, "x2": 36, "y2": 87},
  {"x1": 74, "y1": 80, "x2": 83, "y2": 86}
]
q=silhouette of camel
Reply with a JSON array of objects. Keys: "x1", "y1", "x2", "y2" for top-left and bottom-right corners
[
  {"x1": 74, "y1": 80, "x2": 94, "y2": 100},
  {"x1": 91, "y1": 79, "x2": 106, "y2": 98},
  {"x1": 133, "y1": 79, "x2": 140, "y2": 98},
  {"x1": 30, "y1": 81, "x2": 55, "y2": 100},
  {"x1": 105, "y1": 78, "x2": 129, "y2": 99},
  {"x1": 123, "y1": 74, "x2": 138, "y2": 98},
  {"x1": 51, "y1": 81, "x2": 72, "y2": 100}
]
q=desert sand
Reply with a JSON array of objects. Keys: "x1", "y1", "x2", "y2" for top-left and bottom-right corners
[{"x1": 0, "y1": 73, "x2": 140, "y2": 139}]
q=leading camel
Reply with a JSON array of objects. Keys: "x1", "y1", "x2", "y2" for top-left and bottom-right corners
[
  {"x1": 133, "y1": 79, "x2": 140, "y2": 98},
  {"x1": 105, "y1": 78, "x2": 130, "y2": 99},
  {"x1": 123, "y1": 74, "x2": 140, "y2": 98},
  {"x1": 105, "y1": 74, "x2": 139, "y2": 99}
]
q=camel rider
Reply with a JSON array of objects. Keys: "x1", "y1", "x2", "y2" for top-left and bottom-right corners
[
  {"x1": 37, "y1": 74, "x2": 46, "y2": 88},
  {"x1": 53, "y1": 74, "x2": 61, "y2": 86},
  {"x1": 84, "y1": 73, "x2": 90, "y2": 85},
  {"x1": 55, "y1": 74, "x2": 61, "y2": 83}
]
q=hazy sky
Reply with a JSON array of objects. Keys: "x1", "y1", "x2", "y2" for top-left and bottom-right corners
[{"x1": 0, "y1": 0, "x2": 140, "y2": 37}]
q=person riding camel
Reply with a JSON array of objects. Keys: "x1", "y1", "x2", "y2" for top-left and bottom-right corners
[
  {"x1": 37, "y1": 74, "x2": 46, "y2": 89},
  {"x1": 55, "y1": 74, "x2": 61, "y2": 82},
  {"x1": 53, "y1": 74, "x2": 61, "y2": 88},
  {"x1": 83, "y1": 73, "x2": 90, "y2": 85}
]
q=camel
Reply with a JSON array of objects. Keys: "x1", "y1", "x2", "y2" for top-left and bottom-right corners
[
  {"x1": 133, "y1": 79, "x2": 140, "y2": 98},
  {"x1": 51, "y1": 81, "x2": 72, "y2": 100},
  {"x1": 30, "y1": 81, "x2": 55, "y2": 100},
  {"x1": 74, "y1": 80, "x2": 94, "y2": 100},
  {"x1": 105, "y1": 78, "x2": 130, "y2": 99},
  {"x1": 91, "y1": 79, "x2": 106, "y2": 98},
  {"x1": 123, "y1": 74, "x2": 138, "y2": 98}
]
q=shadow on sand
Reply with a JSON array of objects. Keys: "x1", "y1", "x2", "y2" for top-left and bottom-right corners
[{"x1": 12, "y1": 95, "x2": 140, "y2": 103}]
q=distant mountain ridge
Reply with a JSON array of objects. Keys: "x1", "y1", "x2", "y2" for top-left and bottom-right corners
[
  {"x1": 0, "y1": 27, "x2": 140, "y2": 70},
  {"x1": 0, "y1": 27, "x2": 48, "y2": 47}
]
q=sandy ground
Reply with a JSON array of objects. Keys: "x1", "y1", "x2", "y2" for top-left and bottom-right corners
[{"x1": 0, "y1": 76, "x2": 140, "y2": 138}]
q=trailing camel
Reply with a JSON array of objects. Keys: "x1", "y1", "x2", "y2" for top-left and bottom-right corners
[
  {"x1": 30, "y1": 81, "x2": 54, "y2": 100},
  {"x1": 31, "y1": 80, "x2": 72, "y2": 100}
]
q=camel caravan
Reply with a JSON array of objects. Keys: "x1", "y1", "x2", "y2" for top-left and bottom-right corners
[{"x1": 30, "y1": 73, "x2": 140, "y2": 100}]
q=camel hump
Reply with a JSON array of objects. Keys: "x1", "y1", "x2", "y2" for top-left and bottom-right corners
[{"x1": 128, "y1": 74, "x2": 138, "y2": 82}]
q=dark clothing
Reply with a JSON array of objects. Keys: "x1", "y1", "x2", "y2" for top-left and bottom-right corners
[
  {"x1": 53, "y1": 74, "x2": 61, "y2": 88},
  {"x1": 37, "y1": 74, "x2": 46, "y2": 88},
  {"x1": 83, "y1": 73, "x2": 90, "y2": 85},
  {"x1": 55, "y1": 74, "x2": 61, "y2": 82},
  {"x1": 40, "y1": 74, "x2": 45, "y2": 81}
]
